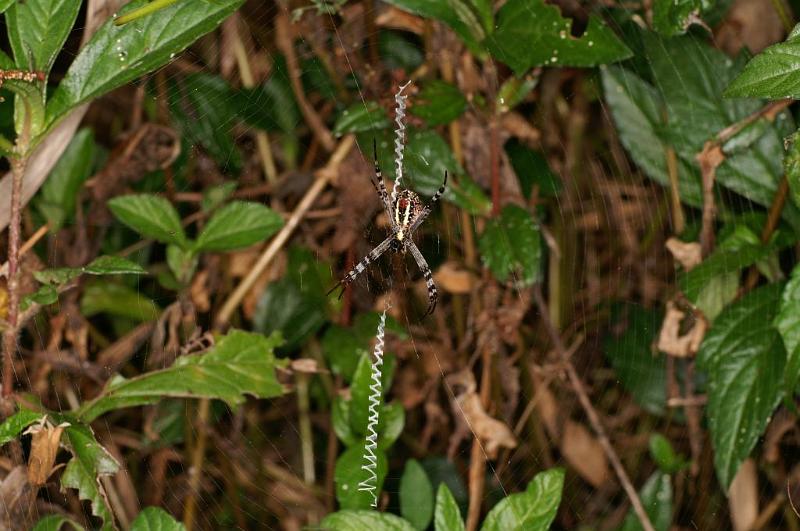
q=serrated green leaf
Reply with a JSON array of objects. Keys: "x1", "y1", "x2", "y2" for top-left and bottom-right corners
[
  {"x1": 108, "y1": 194, "x2": 187, "y2": 247},
  {"x1": 320, "y1": 510, "x2": 416, "y2": 531},
  {"x1": 21, "y1": 284, "x2": 58, "y2": 310},
  {"x1": 775, "y1": 264, "x2": 800, "y2": 397},
  {"x1": 77, "y1": 330, "x2": 286, "y2": 422},
  {"x1": 697, "y1": 283, "x2": 785, "y2": 490},
  {"x1": 411, "y1": 81, "x2": 467, "y2": 126},
  {"x1": 0, "y1": 408, "x2": 44, "y2": 446},
  {"x1": 253, "y1": 277, "x2": 327, "y2": 351},
  {"x1": 479, "y1": 205, "x2": 542, "y2": 286},
  {"x1": 604, "y1": 304, "x2": 666, "y2": 415},
  {"x1": 335, "y1": 442, "x2": 388, "y2": 510},
  {"x1": 725, "y1": 23, "x2": 800, "y2": 98},
  {"x1": 334, "y1": 102, "x2": 390, "y2": 136},
  {"x1": 481, "y1": 468, "x2": 564, "y2": 531},
  {"x1": 80, "y1": 283, "x2": 161, "y2": 321},
  {"x1": 61, "y1": 424, "x2": 120, "y2": 531},
  {"x1": 400, "y1": 459, "x2": 434, "y2": 530},
  {"x1": 435, "y1": 483, "x2": 465, "y2": 531},
  {"x1": 7, "y1": 0, "x2": 81, "y2": 76},
  {"x1": 620, "y1": 472, "x2": 672, "y2": 531},
  {"x1": 31, "y1": 515, "x2": 85, "y2": 531},
  {"x1": 0, "y1": 0, "x2": 13, "y2": 15},
  {"x1": 37, "y1": 128, "x2": 95, "y2": 231},
  {"x1": 678, "y1": 245, "x2": 774, "y2": 304},
  {"x1": 195, "y1": 201, "x2": 283, "y2": 252},
  {"x1": 130, "y1": 507, "x2": 185, "y2": 531},
  {"x1": 485, "y1": 0, "x2": 631, "y2": 75},
  {"x1": 46, "y1": 0, "x2": 244, "y2": 130},
  {"x1": 653, "y1": 0, "x2": 702, "y2": 36},
  {"x1": 84, "y1": 255, "x2": 147, "y2": 276}
]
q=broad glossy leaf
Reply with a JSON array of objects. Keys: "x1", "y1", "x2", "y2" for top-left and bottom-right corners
[
  {"x1": 77, "y1": 330, "x2": 286, "y2": 422},
  {"x1": 61, "y1": 424, "x2": 120, "y2": 531},
  {"x1": 485, "y1": 0, "x2": 631, "y2": 75},
  {"x1": 195, "y1": 201, "x2": 283, "y2": 252},
  {"x1": 725, "y1": 24, "x2": 800, "y2": 98},
  {"x1": 21, "y1": 284, "x2": 58, "y2": 310},
  {"x1": 0, "y1": 1, "x2": 13, "y2": 15},
  {"x1": 697, "y1": 283, "x2": 785, "y2": 489},
  {"x1": 379, "y1": 402, "x2": 405, "y2": 449},
  {"x1": 320, "y1": 510, "x2": 416, "y2": 531},
  {"x1": 108, "y1": 194, "x2": 187, "y2": 247},
  {"x1": 479, "y1": 205, "x2": 542, "y2": 286},
  {"x1": 382, "y1": 0, "x2": 488, "y2": 55},
  {"x1": 323, "y1": 312, "x2": 405, "y2": 382},
  {"x1": 333, "y1": 397, "x2": 357, "y2": 446},
  {"x1": 31, "y1": 515, "x2": 84, "y2": 531},
  {"x1": 505, "y1": 140, "x2": 560, "y2": 199},
  {"x1": 775, "y1": 264, "x2": 800, "y2": 396},
  {"x1": 80, "y1": 283, "x2": 161, "y2": 321},
  {"x1": 7, "y1": 0, "x2": 82, "y2": 75},
  {"x1": 435, "y1": 483, "x2": 465, "y2": 531},
  {"x1": 130, "y1": 507, "x2": 185, "y2": 531},
  {"x1": 168, "y1": 74, "x2": 241, "y2": 173},
  {"x1": 253, "y1": 277, "x2": 326, "y2": 351},
  {"x1": 335, "y1": 442, "x2": 388, "y2": 510},
  {"x1": 46, "y1": 0, "x2": 244, "y2": 128},
  {"x1": 678, "y1": 245, "x2": 774, "y2": 304},
  {"x1": 481, "y1": 468, "x2": 564, "y2": 531},
  {"x1": 653, "y1": 0, "x2": 702, "y2": 36},
  {"x1": 601, "y1": 66, "x2": 702, "y2": 206},
  {"x1": 37, "y1": 128, "x2": 95, "y2": 230},
  {"x1": 350, "y1": 354, "x2": 380, "y2": 436},
  {"x1": 0, "y1": 408, "x2": 44, "y2": 445},
  {"x1": 411, "y1": 81, "x2": 467, "y2": 126},
  {"x1": 334, "y1": 102, "x2": 390, "y2": 136},
  {"x1": 400, "y1": 459, "x2": 434, "y2": 530},
  {"x1": 604, "y1": 304, "x2": 666, "y2": 415},
  {"x1": 620, "y1": 472, "x2": 672, "y2": 531},
  {"x1": 786, "y1": 130, "x2": 800, "y2": 211}
]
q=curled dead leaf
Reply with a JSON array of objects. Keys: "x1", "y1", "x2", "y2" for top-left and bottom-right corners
[
  {"x1": 560, "y1": 420, "x2": 609, "y2": 488},
  {"x1": 434, "y1": 261, "x2": 477, "y2": 294},
  {"x1": 290, "y1": 358, "x2": 322, "y2": 374},
  {"x1": 666, "y1": 237, "x2": 702, "y2": 271},
  {"x1": 25, "y1": 419, "x2": 69, "y2": 486},
  {"x1": 729, "y1": 458, "x2": 758, "y2": 531},
  {"x1": 657, "y1": 301, "x2": 707, "y2": 358}
]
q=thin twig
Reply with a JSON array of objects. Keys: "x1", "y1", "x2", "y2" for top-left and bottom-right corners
[
  {"x1": 0, "y1": 223, "x2": 48, "y2": 278},
  {"x1": 533, "y1": 285, "x2": 655, "y2": 531},
  {"x1": 744, "y1": 175, "x2": 789, "y2": 291}
]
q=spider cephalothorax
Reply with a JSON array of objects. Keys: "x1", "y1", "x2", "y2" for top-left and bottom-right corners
[{"x1": 327, "y1": 141, "x2": 447, "y2": 316}]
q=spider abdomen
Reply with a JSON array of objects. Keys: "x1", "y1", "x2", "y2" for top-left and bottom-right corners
[{"x1": 393, "y1": 190, "x2": 423, "y2": 241}]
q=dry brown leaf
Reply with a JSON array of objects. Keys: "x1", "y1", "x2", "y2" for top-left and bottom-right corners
[
  {"x1": 0, "y1": 466, "x2": 38, "y2": 529},
  {"x1": 716, "y1": 0, "x2": 784, "y2": 56},
  {"x1": 764, "y1": 409, "x2": 795, "y2": 464},
  {"x1": 729, "y1": 458, "x2": 758, "y2": 531},
  {"x1": 657, "y1": 301, "x2": 707, "y2": 358},
  {"x1": 560, "y1": 420, "x2": 609, "y2": 488},
  {"x1": 666, "y1": 238, "x2": 702, "y2": 271},
  {"x1": 434, "y1": 261, "x2": 477, "y2": 294},
  {"x1": 25, "y1": 420, "x2": 68, "y2": 486},
  {"x1": 290, "y1": 359, "x2": 321, "y2": 373},
  {"x1": 375, "y1": 5, "x2": 425, "y2": 33},
  {"x1": 531, "y1": 371, "x2": 559, "y2": 438},
  {"x1": 190, "y1": 270, "x2": 211, "y2": 313}
]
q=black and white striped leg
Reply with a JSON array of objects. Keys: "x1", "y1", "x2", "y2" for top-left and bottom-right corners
[
  {"x1": 407, "y1": 241, "x2": 437, "y2": 316},
  {"x1": 327, "y1": 236, "x2": 394, "y2": 299},
  {"x1": 409, "y1": 171, "x2": 447, "y2": 233},
  {"x1": 371, "y1": 138, "x2": 395, "y2": 227}
]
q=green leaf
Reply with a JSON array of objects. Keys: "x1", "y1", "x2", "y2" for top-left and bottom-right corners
[
  {"x1": 350, "y1": 354, "x2": 379, "y2": 436},
  {"x1": 201, "y1": 182, "x2": 238, "y2": 213},
  {"x1": 653, "y1": 0, "x2": 702, "y2": 36},
  {"x1": 620, "y1": 472, "x2": 672, "y2": 531},
  {"x1": 379, "y1": 31, "x2": 424, "y2": 72},
  {"x1": 379, "y1": 402, "x2": 405, "y2": 449},
  {"x1": 253, "y1": 277, "x2": 327, "y2": 351},
  {"x1": 76, "y1": 330, "x2": 286, "y2": 422},
  {"x1": 320, "y1": 510, "x2": 416, "y2": 531},
  {"x1": 0, "y1": 1, "x2": 13, "y2": 15},
  {"x1": 725, "y1": 24, "x2": 800, "y2": 98},
  {"x1": 46, "y1": 0, "x2": 244, "y2": 129},
  {"x1": 323, "y1": 312, "x2": 405, "y2": 381},
  {"x1": 167, "y1": 73, "x2": 241, "y2": 172},
  {"x1": 775, "y1": 264, "x2": 800, "y2": 397},
  {"x1": 410, "y1": 81, "x2": 467, "y2": 126},
  {"x1": 235, "y1": 55, "x2": 299, "y2": 134},
  {"x1": 505, "y1": 140, "x2": 560, "y2": 199},
  {"x1": 335, "y1": 442, "x2": 388, "y2": 510},
  {"x1": 435, "y1": 483, "x2": 465, "y2": 531},
  {"x1": 400, "y1": 459, "x2": 434, "y2": 530},
  {"x1": 7, "y1": 0, "x2": 82, "y2": 75},
  {"x1": 80, "y1": 283, "x2": 161, "y2": 321},
  {"x1": 481, "y1": 468, "x2": 564, "y2": 531},
  {"x1": 195, "y1": 201, "x2": 283, "y2": 252},
  {"x1": 83, "y1": 255, "x2": 147, "y2": 276},
  {"x1": 678, "y1": 245, "x2": 774, "y2": 304},
  {"x1": 333, "y1": 102, "x2": 390, "y2": 136},
  {"x1": 333, "y1": 397, "x2": 357, "y2": 446},
  {"x1": 108, "y1": 194, "x2": 187, "y2": 247},
  {"x1": 130, "y1": 507, "x2": 185, "y2": 531},
  {"x1": 0, "y1": 408, "x2": 44, "y2": 445},
  {"x1": 478, "y1": 205, "x2": 542, "y2": 286},
  {"x1": 697, "y1": 283, "x2": 786, "y2": 489},
  {"x1": 786, "y1": 130, "x2": 800, "y2": 211},
  {"x1": 601, "y1": 66, "x2": 703, "y2": 207},
  {"x1": 36, "y1": 128, "x2": 95, "y2": 231},
  {"x1": 7, "y1": 76, "x2": 46, "y2": 142},
  {"x1": 31, "y1": 515, "x2": 85, "y2": 531},
  {"x1": 382, "y1": 0, "x2": 489, "y2": 56},
  {"x1": 649, "y1": 434, "x2": 688, "y2": 474},
  {"x1": 61, "y1": 424, "x2": 120, "y2": 531},
  {"x1": 485, "y1": 0, "x2": 631, "y2": 75},
  {"x1": 166, "y1": 245, "x2": 198, "y2": 284},
  {"x1": 21, "y1": 284, "x2": 58, "y2": 310},
  {"x1": 604, "y1": 304, "x2": 666, "y2": 415},
  {"x1": 496, "y1": 75, "x2": 538, "y2": 112}
]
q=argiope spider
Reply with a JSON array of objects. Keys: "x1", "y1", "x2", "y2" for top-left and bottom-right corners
[{"x1": 327, "y1": 140, "x2": 447, "y2": 316}]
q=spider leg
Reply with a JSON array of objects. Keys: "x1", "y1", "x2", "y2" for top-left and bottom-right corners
[
  {"x1": 409, "y1": 170, "x2": 447, "y2": 234},
  {"x1": 327, "y1": 236, "x2": 394, "y2": 299},
  {"x1": 407, "y1": 241, "x2": 437, "y2": 316},
  {"x1": 371, "y1": 138, "x2": 396, "y2": 230}
]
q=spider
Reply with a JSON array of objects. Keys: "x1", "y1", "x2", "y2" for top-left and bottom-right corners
[{"x1": 327, "y1": 140, "x2": 447, "y2": 316}]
